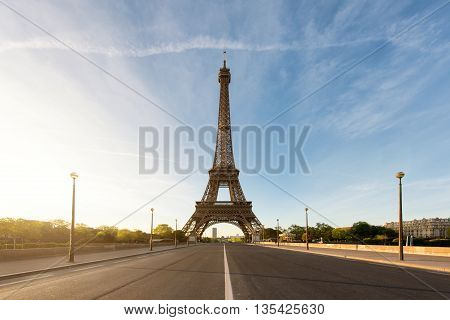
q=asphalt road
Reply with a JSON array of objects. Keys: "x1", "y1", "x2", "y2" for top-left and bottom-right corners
[{"x1": 0, "y1": 244, "x2": 448, "y2": 300}]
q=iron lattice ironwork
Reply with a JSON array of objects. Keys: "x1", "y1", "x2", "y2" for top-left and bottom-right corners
[{"x1": 182, "y1": 57, "x2": 263, "y2": 242}]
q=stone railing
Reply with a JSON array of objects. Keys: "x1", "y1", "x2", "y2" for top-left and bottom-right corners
[
  {"x1": 0, "y1": 242, "x2": 172, "y2": 261},
  {"x1": 258, "y1": 242, "x2": 450, "y2": 257}
]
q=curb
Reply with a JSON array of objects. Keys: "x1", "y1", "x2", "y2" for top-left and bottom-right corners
[
  {"x1": 0, "y1": 244, "x2": 196, "y2": 281},
  {"x1": 258, "y1": 244, "x2": 450, "y2": 274}
]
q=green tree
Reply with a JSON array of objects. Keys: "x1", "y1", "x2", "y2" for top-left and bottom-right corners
[
  {"x1": 75, "y1": 223, "x2": 96, "y2": 243},
  {"x1": 173, "y1": 230, "x2": 187, "y2": 242},
  {"x1": 371, "y1": 226, "x2": 397, "y2": 239},
  {"x1": 332, "y1": 228, "x2": 352, "y2": 241},
  {"x1": 49, "y1": 220, "x2": 70, "y2": 242},
  {"x1": 351, "y1": 221, "x2": 372, "y2": 239},
  {"x1": 96, "y1": 226, "x2": 118, "y2": 242},
  {"x1": 132, "y1": 230, "x2": 149, "y2": 243},
  {"x1": 153, "y1": 224, "x2": 174, "y2": 239},
  {"x1": 315, "y1": 223, "x2": 333, "y2": 242},
  {"x1": 301, "y1": 227, "x2": 317, "y2": 241},
  {"x1": 117, "y1": 229, "x2": 135, "y2": 242},
  {"x1": 288, "y1": 225, "x2": 305, "y2": 240}
]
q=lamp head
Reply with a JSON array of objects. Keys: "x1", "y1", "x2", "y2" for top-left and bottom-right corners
[
  {"x1": 70, "y1": 172, "x2": 78, "y2": 179},
  {"x1": 305, "y1": 207, "x2": 309, "y2": 212},
  {"x1": 150, "y1": 208, "x2": 154, "y2": 213},
  {"x1": 396, "y1": 172, "x2": 405, "y2": 179}
]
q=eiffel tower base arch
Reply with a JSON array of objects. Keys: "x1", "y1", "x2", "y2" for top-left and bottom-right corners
[{"x1": 183, "y1": 202, "x2": 262, "y2": 242}]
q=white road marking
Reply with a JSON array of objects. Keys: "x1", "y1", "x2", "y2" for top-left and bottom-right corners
[
  {"x1": 0, "y1": 274, "x2": 52, "y2": 288},
  {"x1": 223, "y1": 244, "x2": 234, "y2": 300}
]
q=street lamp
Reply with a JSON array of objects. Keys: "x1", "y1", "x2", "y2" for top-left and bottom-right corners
[
  {"x1": 262, "y1": 225, "x2": 265, "y2": 243},
  {"x1": 175, "y1": 219, "x2": 178, "y2": 248},
  {"x1": 396, "y1": 172, "x2": 405, "y2": 260},
  {"x1": 277, "y1": 219, "x2": 280, "y2": 247},
  {"x1": 69, "y1": 172, "x2": 78, "y2": 263},
  {"x1": 305, "y1": 207, "x2": 309, "y2": 250},
  {"x1": 150, "y1": 208, "x2": 155, "y2": 251}
]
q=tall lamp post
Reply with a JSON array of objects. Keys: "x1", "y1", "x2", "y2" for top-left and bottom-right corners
[
  {"x1": 305, "y1": 207, "x2": 309, "y2": 250},
  {"x1": 396, "y1": 172, "x2": 405, "y2": 261},
  {"x1": 262, "y1": 225, "x2": 265, "y2": 243},
  {"x1": 277, "y1": 219, "x2": 280, "y2": 247},
  {"x1": 69, "y1": 172, "x2": 78, "y2": 263},
  {"x1": 149, "y1": 208, "x2": 155, "y2": 251},
  {"x1": 175, "y1": 219, "x2": 178, "y2": 248}
]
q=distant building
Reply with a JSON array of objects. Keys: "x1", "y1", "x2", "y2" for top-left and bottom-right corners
[
  {"x1": 212, "y1": 228, "x2": 217, "y2": 239},
  {"x1": 385, "y1": 218, "x2": 450, "y2": 239}
]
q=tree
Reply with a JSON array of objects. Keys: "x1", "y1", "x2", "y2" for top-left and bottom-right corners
[
  {"x1": 49, "y1": 220, "x2": 70, "y2": 242},
  {"x1": 371, "y1": 226, "x2": 397, "y2": 239},
  {"x1": 173, "y1": 230, "x2": 187, "y2": 242},
  {"x1": 96, "y1": 226, "x2": 118, "y2": 242},
  {"x1": 117, "y1": 229, "x2": 135, "y2": 243},
  {"x1": 351, "y1": 221, "x2": 372, "y2": 239},
  {"x1": 301, "y1": 227, "x2": 317, "y2": 241},
  {"x1": 315, "y1": 223, "x2": 333, "y2": 242},
  {"x1": 75, "y1": 224, "x2": 96, "y2": 243},
  {"x1": 132, "y1": 229, "x2": 149, "y2": 243},
  {"x1": 153, "y1": 224, "x2": 174, "y2": 239},
  {"x1": 288, "y1": 225, "x2": 305, "y2": 240},
  {"x1": 332, "y1": 228, "x2": 352, "y2": 241},
  {"x1": 0, "y1": 218, "x2": 43, "y2": 242},
  {"x1": 385, "y1": 227, "x2": 397, "y2": 238}
]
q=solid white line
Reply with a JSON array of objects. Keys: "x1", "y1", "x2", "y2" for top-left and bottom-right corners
[{"x1": 223, "y1": 244, "x2": 234, "y2": 300}]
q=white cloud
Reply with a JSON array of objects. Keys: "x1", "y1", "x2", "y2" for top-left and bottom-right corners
[{"x1": 0, "y1": 35, "x2": 391, "y2": 57}]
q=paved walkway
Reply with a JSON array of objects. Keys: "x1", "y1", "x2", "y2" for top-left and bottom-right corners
[
  {"x1": 0, "y1": 244, "x2": 188, "y2": 277},
  {"x1": 258, "y1": 244, "x2": 450, "y2": 273}
]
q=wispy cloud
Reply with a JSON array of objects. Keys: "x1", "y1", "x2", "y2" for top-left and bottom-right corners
[{"x1": 0, "y1": 35, "x2": 388, "y2": 57}]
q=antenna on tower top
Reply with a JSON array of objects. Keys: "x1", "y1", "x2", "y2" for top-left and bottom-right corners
[{"x1": 223, "y1": 49, "x2": 227, "y2": 67}]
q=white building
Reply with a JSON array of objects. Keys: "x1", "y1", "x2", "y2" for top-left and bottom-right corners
[{"x1": 385, "y1": 218, "x2": 449, "y2": 239}]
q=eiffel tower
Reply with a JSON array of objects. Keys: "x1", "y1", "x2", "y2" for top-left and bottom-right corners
[{"x1": 182, "y1": 53, "x2": 263, "y2": 242}]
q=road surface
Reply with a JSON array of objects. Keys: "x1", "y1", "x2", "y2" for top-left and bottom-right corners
[
  {"x1": 0, "y1": 244, "x2": 448, "y2": 299},
  {"x1": 0, "y1": 245, "x2": 177, "y2": 277}
]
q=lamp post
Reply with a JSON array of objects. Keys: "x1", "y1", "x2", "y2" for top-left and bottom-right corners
[
  {"x1": 305, "y1": 207, "x2": 309, "y2": 250},
  {"x1": 262, "y1": 225, "x2": 265, "y2": 243},
  {"x1": 149, "y1": 208, "x2": 154, "y2": 251},
  {"x1": 175, "y1": 219, "x2": 178, "y2": 248},
  {"x1": 277, "y1": 219, "x2": 280, "y2": 247},
  {"x1": 396, "y1": 172, "x2": 405, "y2": 260},
  {"x1": 68, "y1": 172, "x2": 78, "y2": 263}
]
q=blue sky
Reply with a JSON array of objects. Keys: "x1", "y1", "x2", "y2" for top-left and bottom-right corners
[{"x1": 0, "y1": 0, "x2": 449, "y2": 237}]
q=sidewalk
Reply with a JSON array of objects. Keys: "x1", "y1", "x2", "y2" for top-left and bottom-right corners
[
  {"x1": 0, "y1": 244, "x2": 184, "y2": 277},
  {"x1": 258, "y1": 243, "x2": 450, "y2": 273}
]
